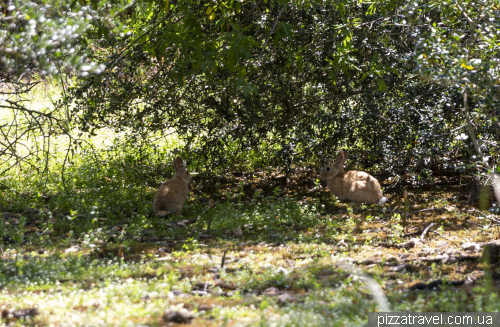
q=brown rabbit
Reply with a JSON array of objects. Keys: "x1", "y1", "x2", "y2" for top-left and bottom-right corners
[
  {"x1": 153, "y1": 157, "x2": 192, "y2": 216},
  {"x1": 319, "y1": 150, "x2": 387, "y2": 205}
]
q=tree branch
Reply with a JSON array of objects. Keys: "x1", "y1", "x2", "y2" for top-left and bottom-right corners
[
  {"x1": 430, "y1": 124, "x2": 466, "y2": 139},
  {"x1": 463, "y1": 91, "x2": 488, "y2": 167},
  {"x1": 455, "y1": 1, "x2": 474, "y2": 25},
  {"x1": 1, "y1": 100, "x2": 62, "y2": 122},
  {"x1": 110, "y1": 13, "x2": 184, "y2": 67},
  {"x1": 258, "y1": 6, "x2": 285, "y2": 61},
  {"x1": 292, "y1": 88, "x2": 375, "y2": 108}
]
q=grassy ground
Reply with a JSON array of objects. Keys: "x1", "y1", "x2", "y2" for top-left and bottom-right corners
[
  {"x1": 1, "y1": 85, "x2": 500, "y2": 326},
  {"x1": 1, "y1": 169, "x2": 500, "y2": 326}
]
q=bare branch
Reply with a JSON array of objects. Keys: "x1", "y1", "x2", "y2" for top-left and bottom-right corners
[
  {"x1": 430, "y1": 124, "x2": 467, "y2": 138},
  {"x1": 455, "y1": 1, "x2": 474, "y2": 25},
  {"x1": 258, "y1": 6, "x2": 285, "y2": 61},
  {"x1": 1, "y1": 100, "x2": 63, "y2": 122},
  {"x1": 420, "y1": 223, "x2": 436, "y2": 240},
  {"x1": 292, "y1": 89, "x2": 375, "y2": 108}
]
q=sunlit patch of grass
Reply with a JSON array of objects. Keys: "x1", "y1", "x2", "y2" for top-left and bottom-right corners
[{"x1": 1, "y1": 227, "x2": 500, "y2": 325}]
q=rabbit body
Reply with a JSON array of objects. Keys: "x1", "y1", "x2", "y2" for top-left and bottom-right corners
[
  {"x1": 153, "y1": 157, "x2": 192, "y2": 216},
  {"x1": 320, "y1": 150, "x2": 386, "y2": 205}
]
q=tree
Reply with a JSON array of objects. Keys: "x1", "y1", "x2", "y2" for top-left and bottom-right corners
[
  {"x1": 0, "y1": 0, "x2": 129, "y2": 177},
  {"x1": 64, "y1": 0, "x2": 499, "y2": 179},
  {"x1": 410, "y1": 0, "x2": 500, "y2": 167}
]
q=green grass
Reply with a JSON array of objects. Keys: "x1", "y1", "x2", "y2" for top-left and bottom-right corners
[{"x1": 1, "y1": 237, "x2": 499, "y2": 326}]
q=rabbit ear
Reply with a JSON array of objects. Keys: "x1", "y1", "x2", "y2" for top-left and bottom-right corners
[
  {"x1": 336, "y1": 150, "x2": 344, "y2": 163},
  {"x1": 335, "y1": 151, "x2": 344, "y2": 169},
  {"x1": 173, "y1": 157, "x2": 183, "y2": 171}
]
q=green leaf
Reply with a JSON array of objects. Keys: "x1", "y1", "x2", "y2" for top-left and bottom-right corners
[
  {"x1": 242, "y1": 85, "x2": 248, "y2": 96},
  {"x1": 241, "y1": 23, "x2": 254, "y2": 32},
  {"x1": 377, "y1": 78, "x2": 386, "y2": 91},
  {"x1": 274, "y1": 24, "x2": 284, "y2": 47},
  {"x1": 339, "y1": 2, "x2": 347, "y2": 22},
  {"x1": 366, "y1": 3, "x2": 376, "y2": 16},
  {"x1": 178, "y1": 73, "x2": 185, "y2": 86},
  {"x1": 296, "y1": 56, "x2": 303, "y2": 71}
]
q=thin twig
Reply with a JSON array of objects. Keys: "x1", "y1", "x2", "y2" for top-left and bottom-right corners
[
  {"x1": 430, "y1": 124, "x2": 467, "y2": 138},
  {"x1": 221, "y1": 248, "x2": 228, "y2": 269},
  {"x1": 3, "y1": 100, "x2": 62, "y2": 121},
  {"x1": 330, "y1": 207, "x2": 446, "y2": 216},
  {"x1": 239, "y1": 0, "x2": 263, "y2": 25},
  {"x1": 292, "y1": 89, "x2": 375, "y2": 108},
  {"x1": 484, "y1": 216, "x2": 500, "y2": 225},
  {"x1": 258, "y1": 6, "x2": 285, "y2": 61},
  {"x1": 420, "y1": 223, "x2": 436, "y2": 240},
  {"x1": 378, "y1": 239, "x2": 419, "y2": 249},
  {"x1": 454, "y1": 1, "x2": 474, "y2": 25},
  {"x1": 110, "y1": 14, "x2": 184, "y2": 68}
]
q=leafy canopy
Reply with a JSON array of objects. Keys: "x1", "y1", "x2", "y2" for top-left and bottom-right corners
[{"x1": 65, "y1": 0, "x2": 498, "y2": 175}]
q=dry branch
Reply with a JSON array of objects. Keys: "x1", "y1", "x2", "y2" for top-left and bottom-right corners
[
  {"x1": 162, "y1": 218, "x2": 197, "y2": 228},
  {"x1": 420, "y1": 223, "x2": 436, "y2": 240},
  {"x1": 377, "y1": 238, "x2": 420, "y2": 249},
  {"x1": 409, "y1": 279, "x2": 465, "y2": 290},
  {"x1": 221, "y1": 248, "x2": 229, "y2": 269}
]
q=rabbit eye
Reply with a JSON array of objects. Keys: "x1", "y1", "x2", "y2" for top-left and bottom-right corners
[{"x1": 326, "y1": 167, "x2": 331, "y2": 171}]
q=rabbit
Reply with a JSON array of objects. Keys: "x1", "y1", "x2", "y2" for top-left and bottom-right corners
[
  {"x1": 153, "y1": 157, "x2": 192, "y2": 217},
  {"x1": 319, "y1": 150, "x2": 387, "y2": 205}
]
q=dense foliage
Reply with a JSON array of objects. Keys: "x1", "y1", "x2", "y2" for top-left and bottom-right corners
[
  {"x1": 1, "y1": 0, "x2": 499, "y2": 180},
  {"x1": 68, "y1": 0, "x2": 500, "y2": 179},
  {"x1": 0, "y1": 0, "x2": 130, "y2": 76}
]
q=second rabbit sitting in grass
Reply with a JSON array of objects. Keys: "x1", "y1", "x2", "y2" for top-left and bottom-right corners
[
  {"x1": 320, "y1": 150, "x2": 387, "y2": 205},
  {"x1": 153, "y1": 157, "x2": 192, "y2": 216}
]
